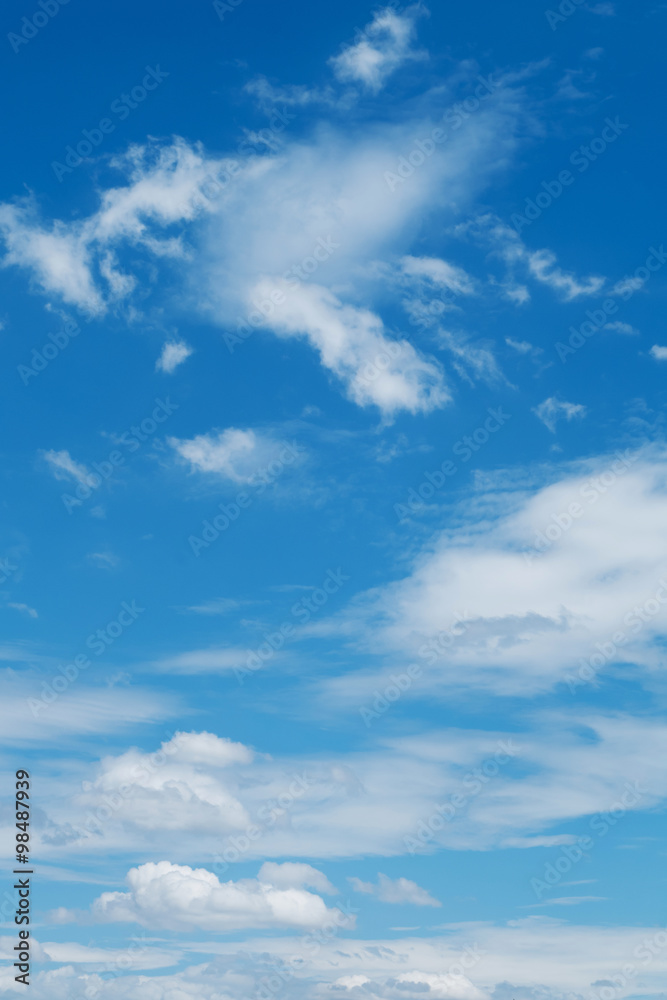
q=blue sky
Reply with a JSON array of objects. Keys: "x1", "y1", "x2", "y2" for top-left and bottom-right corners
[{"x1": 2, "y1": 0, "x2": 667, "y2": 997}]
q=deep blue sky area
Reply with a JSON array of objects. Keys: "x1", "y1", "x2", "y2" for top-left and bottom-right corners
[{"x1": 1, "y1": 2, "x2": 667, "y2": 998}]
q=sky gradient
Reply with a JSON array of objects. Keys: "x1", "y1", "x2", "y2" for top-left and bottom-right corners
[{"x1": 1, "y1": 1, "x2": 667, "y2": 998}]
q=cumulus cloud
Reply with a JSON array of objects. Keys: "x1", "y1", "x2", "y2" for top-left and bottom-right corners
[
  {"x1": 32, "y1": 711, "x2": 667, "y2": 863},
  {"x1": 83, "y1": 860, "x2": 350, "y2": 932},
  {"x1": 156, "y1": 339, "x2": 193, "y2": 373},
  {"x1": 329, "y1": 6, "x2": 425, "y2": 92},
  {"x1": 348, "y1": 873, "x2": 440, "y2": 907},
  {"x1": 533, "y1": 397, "x2": 587, "y2": 432},
  {"x1": 650, "y1": 345, "x2": 667, "y2": 361},
  {"x1": 75, "y1": 730, "x2": 254, "y2": 837}
]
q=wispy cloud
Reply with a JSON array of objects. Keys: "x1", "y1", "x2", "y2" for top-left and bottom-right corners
[{"x1": 534, "y1": 397, "x2": 587, "y2": 433}]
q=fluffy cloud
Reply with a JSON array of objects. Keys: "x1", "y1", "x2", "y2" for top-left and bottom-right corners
[
  {"x1": 156, "y1": 338, "x2": 193, "y2": 373},
  {"x1": 251, "y1": 279, "x2": 448, "y2": 415},
  {"x1": 84, "y1": 860, "x2": 350, "y2": 932},
  {"x1": 27, "y1": 712, "x2": 667, "y2": 863},
  {"x1": 75, "y1": 731, "x2": 254, "y2": 838},
  {"x1": 0, "y1": 202, "x2": 106, "y2": 313},
  {"x1": 0, "y1": 141, "x2": 230, "y2": 315},
  {"x1": 329, "y1": 7, "x2": 425, "y2": 92},
  {"x1": 0, "y1": 39, "x2": 537, "y2": 417},
  {"x1": 348, "y1": 873, "x2": 440, "y2": 906}
]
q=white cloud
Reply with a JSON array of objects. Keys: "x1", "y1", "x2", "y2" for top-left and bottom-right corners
[
  {"x1": 329, "y1": 7, "x2": 425, "y2": 92},
  {"x1": 533, "y1": 397, "x2": 587, "y2": 433},
  {"x1": 84, "y1": 860, "x2": 351, "y2": 932},
  {"x1": 0, "y1": 202, "x2": 105, "y2": 314},
  {"x1": 604, "y1": 321, "x2": 638, "y2": 335},
  {"x1": 0, "y1": 676, "x2": 176, "y2": 745},
  {"x1": 252, "y1": 279, "x2": 449, "y2": 415},
  {"x1": 257, "y1": 862, "x2": 337, "y2": 894},
  {"x1": 610, "y1": 274, "x2": 645, "y2": 297},
  {"x1": 526, "y1": 248, "x2": 604, "y2": 299},
  {"x1": 0, "y1": 936, "x2": 177, "y2": 971},
  {"x1": 31, "y1": 707, "x2": 667, "y2": 863},
  {"x1": 183, "y1": 598, "x2": 243, "y2": 615},
  {"x1": 530, "y1": 895, "x2": 606, "y2": 907},
  {"x1": 156, "y1": 339, "x2": 193, "y2": 373},
  {"x1": 505, "y1": 337, "x2": 534, "y2": 354},
  {"x1": 74, "y1": 730, "x2": 254, "y2": 837},
  {"x1": 42, "y1": 449, "x2": 91, "y2": 487},
  {"x1": 154, "y1": 647, "x2": 256, "y2": 674},
  {"x1": 245, "y1": 75, "x2": 338, "y2": 110},
  {"x1": 348, "y1": 873, "x2": 440, "y2": 907},
  {"x1": 7, "y1": 602, "x2": 38, "y2": 619},
  {"x1": 168, "y1": 427, "x2": 298, "y2": 481},
  {"x1": 0, "y1": 55, "x2": 533, "y2": 417},
  {"x1": 0, "y1": 140, "x2": 232, "y2": 315},
  {"x1": 327, "y1": 971, "x2": 485, "y2": 1000},
  {"x1": 87, "y1": 551, "x2": 119, "y2": 570},
  {"x1": 650, "y1": 345, "x2": 667, "y2": 361},
  {"x1": 456, "y1": 215, "x2": 606, "y2": 300},
  {"x1": 10, "y1": 918, "x2": 667, "y2": 999},
  {"x1": 400, "y1": 255, "x2": 474, "y2": 295},
  {"x1": 319, "y1": 450, "x2": 667, "y2": 698}
]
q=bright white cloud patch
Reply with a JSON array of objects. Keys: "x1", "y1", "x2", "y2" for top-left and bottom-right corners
[
  {"x1": 650, "y1": 345, "x2": 667, "y2": 361},
  {"x1": 75, "y1": 730, "x2": 254, "y2": 837},
  {"x1": 252, "y1": 279, "x2": 449, "y2": 415},
  {"x1": 321, "y1": 450, "x2": 667, "y2": 697},
  {"x1": 0, "y1": 53, "x2": 541, "y2": 416},
  {"x1": 156, "y1": 338, "x2": 193, "y2": 372},
  {"x1": 84, "y1": 860, "x2": 350, "y2": 932},
  {"x1": 329, "y1": 6, "x2": 424, "y2": 92},
  {"x1": 0, "y1": 140, "x2": 232, "y2": 315}
]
